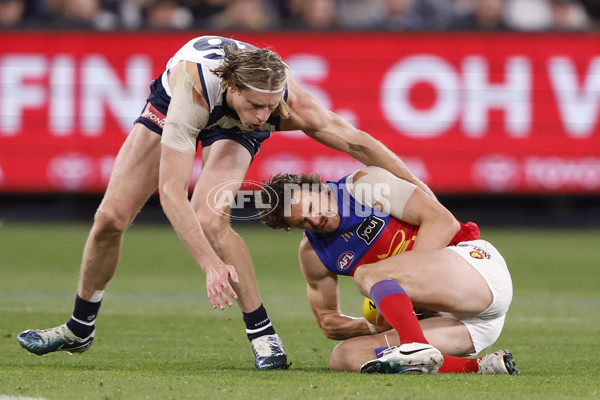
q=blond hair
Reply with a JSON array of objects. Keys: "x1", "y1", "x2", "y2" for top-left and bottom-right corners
[{"x1": 212, "y1": 45, "x2": 290, "y2": 119}]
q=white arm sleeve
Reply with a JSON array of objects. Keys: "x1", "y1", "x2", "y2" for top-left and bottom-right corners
[
  {"x1": 348, "y1": 166, "x2": 417, "y2": 219},
  {"x1": 161, "y1": 67, "x2": 209, "y2": 155}
]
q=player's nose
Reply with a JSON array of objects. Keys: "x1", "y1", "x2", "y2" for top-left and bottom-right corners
[
  {"x1": 308, "y1": 215, "x2": 321, "y2": 228},
  {"x1": 256, "y1": 108, "x2": 269, "y2": 123}
]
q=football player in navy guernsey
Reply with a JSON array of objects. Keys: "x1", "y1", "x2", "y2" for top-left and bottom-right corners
[
  {"x1": 259, "y1": 166, "x2": 518, "y2": 374},
  {"x1": 16, "y1": 36, "x2": 433, "y2": 370}
]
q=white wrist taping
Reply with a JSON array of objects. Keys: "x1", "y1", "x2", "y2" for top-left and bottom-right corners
[
  {"x1": 161, "y1": 67, "x2": 209, "y2": 155},
  {"x1": 349, "y1": 166, "x2": 417, "y2": 219},
  {"x1": 366, "y1": 320, "x2": 377, "y2": 335}
]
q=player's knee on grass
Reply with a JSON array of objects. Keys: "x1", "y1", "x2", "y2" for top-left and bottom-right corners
[{"x1": 329, "y1": 341, "x2": 353, "y2": 372}]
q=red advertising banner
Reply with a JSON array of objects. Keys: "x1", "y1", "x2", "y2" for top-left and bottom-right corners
[{"x1": 0, "y1": 32, "x2": 599, "y2": 194}]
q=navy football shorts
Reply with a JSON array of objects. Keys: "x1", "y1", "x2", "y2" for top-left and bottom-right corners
[{"x1": 134, "y1": 76, "x2": 271, "y2": 159}]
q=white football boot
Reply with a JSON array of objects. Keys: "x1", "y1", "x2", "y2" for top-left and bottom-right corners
[
  {"x1": 250, "y1": 333, "x2": 289, "y2": 370},
  {"x1": 17, "y1": 324, "x2": 94, "y2": 356},
  {"x1": 477, "y1": 349, "x2": 520, "y2": 375},
  {"x1": 360, "y1": 342, "x2": 444, "y2": 374}
]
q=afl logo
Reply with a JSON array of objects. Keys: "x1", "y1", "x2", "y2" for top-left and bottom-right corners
[{"x1": 337, "y1": 251, "x2": 355, "y2": 271}]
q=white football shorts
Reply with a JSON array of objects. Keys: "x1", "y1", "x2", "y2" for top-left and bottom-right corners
[{"x1": 443, "y1": 239, "x2": 513, "y2": 355}]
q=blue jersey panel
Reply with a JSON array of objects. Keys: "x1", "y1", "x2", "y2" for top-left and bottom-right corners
[{"x1": 305, "y1": 176, "x2": 392, "y2": 276}]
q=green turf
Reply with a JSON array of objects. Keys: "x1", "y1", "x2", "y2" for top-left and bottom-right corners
[{"x1": 0, "y1": 222, "x2": 598, "y2": 399}]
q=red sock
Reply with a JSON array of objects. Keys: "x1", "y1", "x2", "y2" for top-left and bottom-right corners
[
  {"x1": 371, "y1": 280, "x2": 428, "y2": 344},
  {"x1": 438, "y1": 355, "x2": 480, "y2": 373}
]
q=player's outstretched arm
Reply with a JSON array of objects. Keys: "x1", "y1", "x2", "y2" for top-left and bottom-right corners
[
  {"x1": 299, "y1": 235, "x2": 375, "y2": 339},
  {"x1": 159, "y1": 146, "x2": 239, "y2": 309},
  {"x1": 158, "y1": 60, "x2": 239, "y2": 309},
  {"x1": 281, "y1": 71, "x2": 436, "y2": 200}
]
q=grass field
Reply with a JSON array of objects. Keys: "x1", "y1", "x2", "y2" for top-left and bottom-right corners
[{"x1": 0, "y1": 222, "x2": 598, "y2": 400}]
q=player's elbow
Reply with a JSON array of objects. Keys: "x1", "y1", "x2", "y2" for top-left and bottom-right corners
[
  {"x1": 318, "y1": 316, "x2": 346, "y2": 340},
  {"x1": 320, "y1": 326, "x2": 343, "y2": 340},
  {"x1": 346, "y1": 140, "x2": 368, "y2": 160},
  {"x1": 158, "y1": 180, "x2": 186, "y2": 213},
  {"x1": 344, "y1": 129, "x2": 378, "y2": 159},
  {"x1": 443, "y1": 211, "x2": 461, "y2": 238},
  {"x1": 158, "y1": 182, "x2": 174, "y2": 206}
]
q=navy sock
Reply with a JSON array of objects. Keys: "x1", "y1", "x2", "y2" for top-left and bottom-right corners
[
  {"x1": 243, "y1": 304, "x2": 276, "y2": 341},
  {"x1": 66, "y1": 295, "x2": 100, "y2": 339}
]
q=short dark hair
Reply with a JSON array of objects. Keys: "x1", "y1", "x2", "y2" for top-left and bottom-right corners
[{"x1": 259, "y1": 172, "x2": 324, "y2": 231}]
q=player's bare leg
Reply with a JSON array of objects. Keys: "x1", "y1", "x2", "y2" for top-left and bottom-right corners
[
  {"x1": 330, "y1": 318, "x2": 517, "y2": 374},
  {"x1": 191, "y1": 140, "x2": 259, "y2": 312},
  {"x1": 417, "y1": 316, "x2": 475, "y2": 356},
  {"x1": 78, "y1": 124, "x2": 162, "y2": 299},
  {"x1": 353, "y1": 249, "x2": 494, "y2": 316},
  {"x1": 330, "y1": 317, "x2": 473, "y2": 371},
  {"x1": 349, "y1": 249, "x2": 493, "y2": 374},
  {"x1": 190, "y1": 139, "x2": 288, "y2": 370},
  {"x1": 349, "y1": 245, "x2": 512, "y2": 374},
  {"x1": 17, "y1": 124, "x2": 162, "y2": 356}
]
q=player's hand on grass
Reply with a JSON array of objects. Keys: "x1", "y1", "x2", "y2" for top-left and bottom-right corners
[{"x1": 205, "y1": 263, "x2": 239, "y2": 310}]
